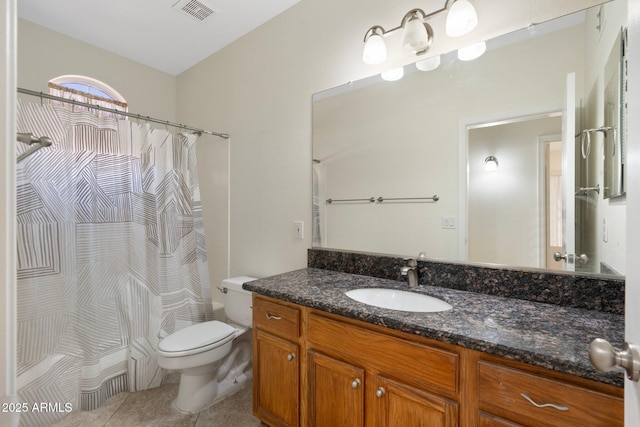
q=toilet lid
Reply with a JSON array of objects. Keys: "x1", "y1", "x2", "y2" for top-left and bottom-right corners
[{"x1": 159, "y1": 321, "x2": 236, "y2": 353}]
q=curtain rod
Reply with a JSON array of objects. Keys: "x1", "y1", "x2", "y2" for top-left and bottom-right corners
[{"x1": 17, "y1": 87, "x2": 229, "y2": 140}]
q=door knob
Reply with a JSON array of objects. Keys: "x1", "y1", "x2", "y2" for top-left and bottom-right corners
[
  {"x1": 589, "y1": 338, "x2": 640, "y2": 381},
  {"x1": 553, "y1": 252, "x2": 567, "y2": 262},
  {"x1": 553, "y1": 252, "x2": 589, "y2": 264}
]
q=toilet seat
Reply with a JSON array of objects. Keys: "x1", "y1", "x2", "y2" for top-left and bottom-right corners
[{"x1": 159, "y1": 321, "x2": 236, "y2": 358}]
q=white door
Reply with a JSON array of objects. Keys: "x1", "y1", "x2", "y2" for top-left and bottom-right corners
[
  {"x1": 561, "y1": 72, "x2": 576, "y2": 272},
  {"x1": 592, "y1": 0, "x2": 640, "y2": 421},
  {"x1": 624, "y1": 0, "x2": 640, "y2": 421}
]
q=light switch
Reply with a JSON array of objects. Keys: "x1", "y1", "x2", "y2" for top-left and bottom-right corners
[{"x1": 442, "y1": 216, "x2": 456, "y2": 229}]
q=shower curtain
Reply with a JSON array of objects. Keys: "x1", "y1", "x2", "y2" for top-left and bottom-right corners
[{"x1": 15, "y1": 99, "x2": 212, "y2": 426}]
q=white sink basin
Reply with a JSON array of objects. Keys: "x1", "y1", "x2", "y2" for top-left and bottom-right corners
[{"x1": 345, "y1": 288, "x2": 452, "y2": 313}]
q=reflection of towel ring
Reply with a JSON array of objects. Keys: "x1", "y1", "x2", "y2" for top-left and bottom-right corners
[
  {"x1": 580, "y1": 126, "x2": 616, "y2": 159},
  {"x1": 581, "y1": 130, "x2": 591, "y2": 159},
  {"x1": 610, "y1": 127, "x2": 617, "y2": 156}
]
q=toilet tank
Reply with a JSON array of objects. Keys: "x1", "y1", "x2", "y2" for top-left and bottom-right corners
[{"x1": 221, "y1": 276, "x2": 257, "y2": 327}]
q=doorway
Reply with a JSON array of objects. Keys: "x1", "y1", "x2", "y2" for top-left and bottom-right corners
[{"x1": 464, "y1": 111, "x2": 562, "y2": 269}]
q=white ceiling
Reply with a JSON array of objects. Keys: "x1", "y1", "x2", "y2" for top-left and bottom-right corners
[{"x1": 17, "y1": 0, "x2": 301, "y2": 76}]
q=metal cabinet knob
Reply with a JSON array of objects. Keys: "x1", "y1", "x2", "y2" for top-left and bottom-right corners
[
  {"x1": 351, "y1": 378, "x2": 361, "y2": 389},
  {"x1": 287, "y1": 352, "x2": 296, "y2": 361},
  {"x1": 375, "y1": 387, "x2": 386, "y2": 398},
  {"x1": 266, "y1": 313, "x2": 282, "y2": 320},
  {"x1": 589, "y1": 338, "x2": 640, "y2": 381}
]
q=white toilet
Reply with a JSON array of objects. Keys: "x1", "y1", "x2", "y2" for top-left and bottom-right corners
[{"x1": 157, "y1": 276, "x2": 257, "y2": 414}]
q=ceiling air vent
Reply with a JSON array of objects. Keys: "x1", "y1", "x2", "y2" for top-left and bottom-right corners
[{"x1": 172, "y1": 0, "x2": 216, "y2": 21}]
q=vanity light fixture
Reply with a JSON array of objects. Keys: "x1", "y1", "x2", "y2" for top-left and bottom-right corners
[
  {"x1": 362, "y1": 0, "x2": 478, "y2": 65},
  {"x1": 401, "y1": 9, "x2": 433, "y2": 53},
  {"x1": 484, "y1": 155, "x2": 499, "y2": 171},
  {"x1": 363, "y1": 26, "x2": 387, "y2": 65}
]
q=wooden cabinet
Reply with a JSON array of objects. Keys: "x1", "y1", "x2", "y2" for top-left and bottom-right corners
[
  {"x1": 252, "y1": 296, "x2": 301, "y2": 427},
  {"x1": 308, "y1": 351, "x2": 364, "y2": 427},
  {"x1": 307, "y1": 350, "x2": 459, "y2": 427},
  {"x1": 372, "y1": 375, "x2": 459, "y2": 427},
  {"x1": 477, "y1": 360, "x2": 624, "y2": 427},
  {"x1": 306, "y1": 312, "x2": 459, "y2": 427},
  {"x1": 251, "y1": 295, "x2": 623, "y2": 427}
]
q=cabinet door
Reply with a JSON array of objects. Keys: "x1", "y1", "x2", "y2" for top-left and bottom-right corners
[
  {"x1": 254, "y1": 330, "x2": 299, "y2": 427},
  {"x1": 373, "y1": 376, "x2": 458, "y2": 427},
  {"x1": 308, "y1": 351, "x2": 365, "y2": 427}
]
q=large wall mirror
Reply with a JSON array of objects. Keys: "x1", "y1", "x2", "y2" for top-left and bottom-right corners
[{"x1": 312, "y1": 0, "x2": 627, "y2": 278}]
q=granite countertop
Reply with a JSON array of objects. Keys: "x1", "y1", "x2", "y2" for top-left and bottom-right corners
[{"x1": 243, "y1": 267, "x2": 625, "y2": 388}]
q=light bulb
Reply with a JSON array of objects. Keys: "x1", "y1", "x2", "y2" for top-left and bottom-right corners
[
  {"x1": 446, "y1": 0, "x2": 478, "y2": 37},
  {"x1": 363, "y1": 33, "x2": 387, "y2": 65},
  {"x1": 416, "y1": 55, "x2": 441, "y2": 71},
  {"x1": 381, "y1": 67, "x2": 404, "y2": 82},
  {"x1": 484, "y1": 156, "x2": 499, "y2": 171},
  {"x1": 458, "y1": 41, "x2": 486, "y2": 61},
  {"x1": 401, "y1": 15, "x2": 429, "y2": 52}
]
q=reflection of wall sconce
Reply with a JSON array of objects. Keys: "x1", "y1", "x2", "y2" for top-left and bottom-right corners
[
  {"x1": 484, "y1": 155, "x2": 499, "y2": 171},
  {"x1": 362, "y1": 0, "x2": 479, "y2": 66},
  {"x1": 458, "y1": 41, "x2": 487, "y2": 61},
  {"x1": 381, "y1": 67, "x2": 405, "y2": 81},
  {"x1": 416, "y1": 55, "x2": 441, "y2": 71}
]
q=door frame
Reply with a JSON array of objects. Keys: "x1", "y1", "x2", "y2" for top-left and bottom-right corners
[
  {"x1": 539, "y1": 134, "x2": 563, "y2": 270},
  {"x1": 1, "y1": 0, "x2": 18, "y2": 402}
]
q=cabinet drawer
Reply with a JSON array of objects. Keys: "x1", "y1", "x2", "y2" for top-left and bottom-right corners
[
  {"x1": 479, "y1": 411, "x2": 523, "y2": 427},
  {"x1": 478, "y1": 361, "x2": 623, "y2": 427},
  {"x1": 253, "y1": 297, "x2": 300, "y2": 340},
  {"x1": 307, "y1": 313, "x2": 458, "y2": 395}
]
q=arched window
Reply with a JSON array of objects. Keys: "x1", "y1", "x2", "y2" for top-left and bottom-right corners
[{"x1": 48, "y1": 75, "x2": 128, "y2": 118}]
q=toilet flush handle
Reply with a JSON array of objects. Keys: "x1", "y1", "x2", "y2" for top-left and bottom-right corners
[{"x1": 216, "y1": 286, "x2": 228, "y2": 294}]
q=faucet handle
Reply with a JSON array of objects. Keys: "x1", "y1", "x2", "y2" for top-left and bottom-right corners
[{"x1": 403, "y1": 257, "x2": 417, "y2": 268}]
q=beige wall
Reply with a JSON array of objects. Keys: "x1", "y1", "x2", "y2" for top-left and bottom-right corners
[
  {"x1": 16, "y1": 0, "x2": 608, "y2": 302},
  {"x1": 17, "y1": 19, "x2": 176, "y2": 121},
  {"x1": 176, "y1": 0, "x2": 605, "y2": 291}
]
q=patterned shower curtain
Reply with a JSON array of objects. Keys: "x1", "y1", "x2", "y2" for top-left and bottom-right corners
[{"x1": 15, "y1": 99, "x2": 212, "y2": 426}]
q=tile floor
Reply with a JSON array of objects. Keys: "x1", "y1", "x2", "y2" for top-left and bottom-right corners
[{"x1": 51, "y1": 381, "x2": 264, "y2": 427}]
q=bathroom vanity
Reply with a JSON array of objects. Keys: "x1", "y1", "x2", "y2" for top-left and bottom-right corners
[{"x1": 245, "y1": 266, "x2": 624, "y2": 427}]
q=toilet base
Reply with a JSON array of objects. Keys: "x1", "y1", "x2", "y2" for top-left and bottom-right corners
[{"x1": 173, "y1": 369, "x2": 252, "y2": 414}]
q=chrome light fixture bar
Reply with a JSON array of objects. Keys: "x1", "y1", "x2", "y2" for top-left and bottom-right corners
[{"x1": 362, "y1": 0, "x2": 478, "y2": 65}]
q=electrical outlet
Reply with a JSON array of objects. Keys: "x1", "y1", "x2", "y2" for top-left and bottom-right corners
[{"x1": 293, "y1": 221, "x2": 304, "y2": 239}]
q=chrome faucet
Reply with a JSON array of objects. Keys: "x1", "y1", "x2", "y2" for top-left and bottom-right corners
[{"x1": 400, "y1": 258, "x2": 419, "y2": 288}]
